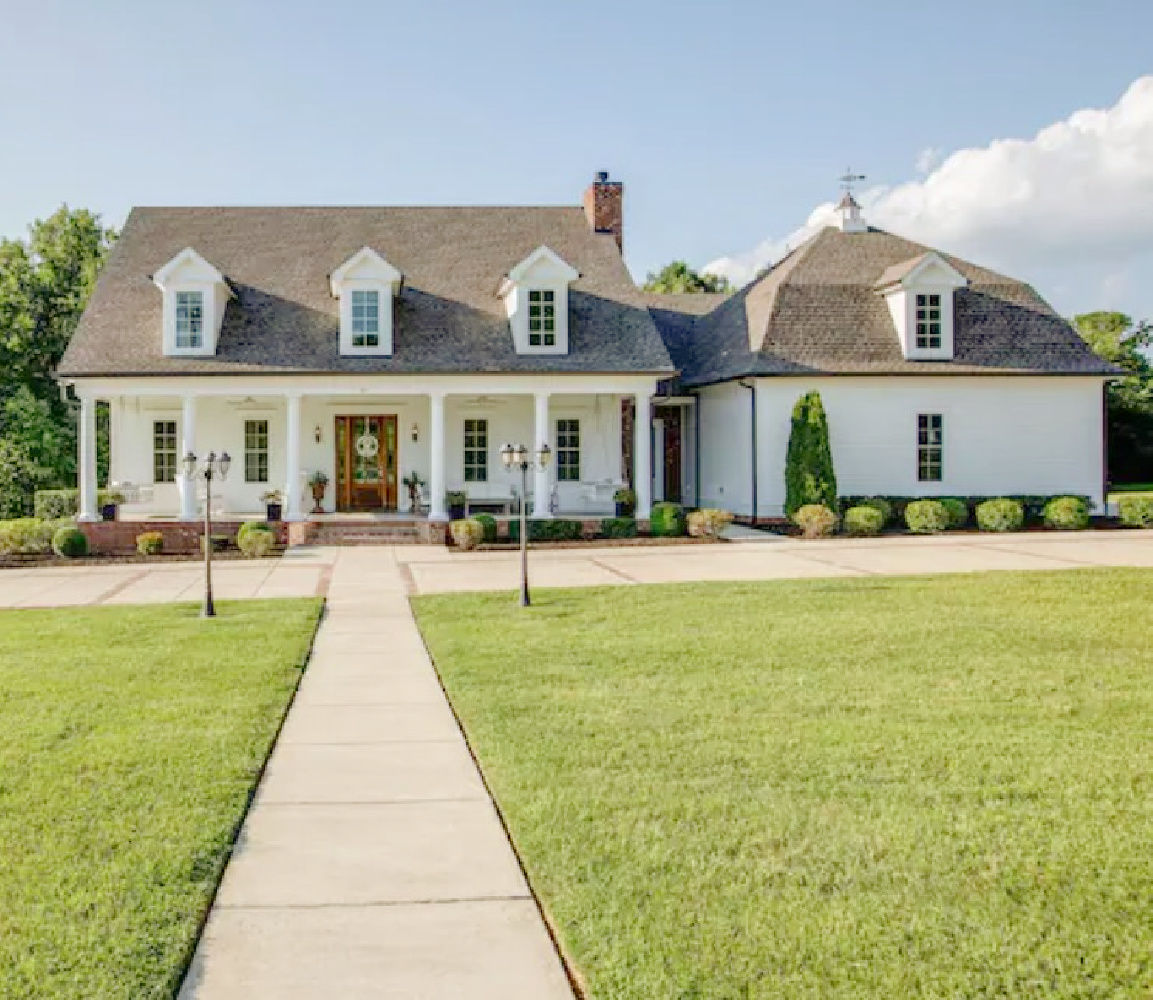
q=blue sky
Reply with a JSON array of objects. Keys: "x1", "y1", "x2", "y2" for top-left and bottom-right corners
[{"x1": 2, "y1": 0, "x2": 1152, "y2": 316}]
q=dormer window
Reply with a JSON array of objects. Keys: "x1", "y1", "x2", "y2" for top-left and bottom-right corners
[
  {"x1": 875, "y1": 252, "x2": 967, "y2": 361},
  {"x1": 499, "y1": 246, "x2": 579, "y2": 355},
  {"x1": 528, "y1": 290, "x2": 556, "y2": 346},
  {"x1": 153, "y1": 248, "x2": 232, "y2": 357},
  {"x1": 330, "y1": 248, "x2": 402, "y2": 356},
  {"x1": 915, "y1": 294, "x2": 942, "y2": 350}
]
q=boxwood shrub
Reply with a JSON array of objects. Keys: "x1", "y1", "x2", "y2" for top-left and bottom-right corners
[
  {"x1": 472, "y1": 513, "x2": 498, "y2": 543},
  {"x1": 52, "y1": 526, "x2": 88, "y2": 558},
  {"x1": 792, "y1": 504, "x2": 838, "y2": 539},
  {"x1": 843, "y1": 505, "x2": 884, "y2": 537},
  {"x1": 509, "y1": 518, "x2": 584, "y2": 542},
  {"x1": 856, "y1": 497, "x2": 893, "y2": 525},
  {"x1": 136, "y1": 531, "x2": 164, "y2": 556},
  {"x1": 649, "y1": 502, "x2": 686, "y2": 537},
  {"x1": 1118, "y1": 495, "x2": 1153, "y2": 528},
  {"x1": 939, "y1": 497, "x2": 970, "y2": 529},
  {"x1": 0, "y1": 518, "x2": 60, "y2": 556},
  {"x1": 840, "y1": 494, "x2": 1091, "y2": 526},
  {"x1": 237, "y1": 523, "x2": 276, "y2": 557},
  {"x1": 905, "y1": 499, "x2": 950, "y2": 534},
  {"x1": 601, "y1": 517, "x2": 638, "y2": 539},
  {"x1": 976, "y1": 498, "x2": 1025, "y2": 532},
  {"x1": 449, "y1": 518, "x2": 485, "y2": 551},
  {"x1": 1043, "y1": 495, "x2": 1090, "y2": 531}
]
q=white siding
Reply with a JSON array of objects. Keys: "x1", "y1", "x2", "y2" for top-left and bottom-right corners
[{"x1": 697, "y1": 381, "x2": 752, "y2": 513}]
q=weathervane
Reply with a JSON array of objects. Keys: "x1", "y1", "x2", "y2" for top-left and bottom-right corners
[{"x1": 839, "y1": 168, "x2": 866, "y2": 196}]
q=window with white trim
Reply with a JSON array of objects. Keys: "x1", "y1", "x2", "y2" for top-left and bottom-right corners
[
  {"x1": 556, "y1": 418, "x2": 580, "y2": 481},
  {"x1": 915, "y1": 293, "x2": 942, "y2": 350},
  {"x1": 463, "y1": 419, "x2": 487, "y2": 483},
  {"x1": 918, "y1": 414, "x2": 943, "y2": 482},
  {"x1": 154, "y1": 420, "x2": 178, "y2": 483},
  {"x1": 245, "y1": 419, "x2": 269, "y2": 484},
  {"x1": 351, "y1": 289, "x2": 381, "y2": 347},
  {"x1": 175, "y1": 291, "x2": 204, "y2": 349},
  {"x1": 528, "y1": 290, "x2": 556, "y2": 346}
]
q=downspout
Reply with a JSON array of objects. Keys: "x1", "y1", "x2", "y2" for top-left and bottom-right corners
[{"x1": 739, "y1": 379, "x2": 757, "y2": 524}]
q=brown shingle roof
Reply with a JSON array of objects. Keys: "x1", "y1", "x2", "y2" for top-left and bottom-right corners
[
  {"x1": 58, "y1": 206, "x2": 675, "y2": 377},
  {"x1": 646, "y1": 226, "x2": 1116, "y2": 385}
]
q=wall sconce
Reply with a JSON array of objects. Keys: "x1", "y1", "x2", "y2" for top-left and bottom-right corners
[
  {"x1": 411, "y1": 422, "x2": 419, "y2": 442},
  {"x1": 314, "y1": 425, "x2": 322, "y2": 444}
]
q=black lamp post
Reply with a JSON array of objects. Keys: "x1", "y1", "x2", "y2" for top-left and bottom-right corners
[
  {"x1": 500, "y1": 441, "x2": 551, "y2": 607},
  {"x1": 183, "y1": 450, "x2": 231, "y2": 618}
]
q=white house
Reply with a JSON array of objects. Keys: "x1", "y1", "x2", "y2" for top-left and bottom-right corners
[{"x1": 56, "y1": 175, "x2": 1113, "y2": 538}]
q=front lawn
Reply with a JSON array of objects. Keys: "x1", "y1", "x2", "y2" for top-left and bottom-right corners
[
  {"x1": 0, "y1": 599, "x2": 322, "y2": 1000},
  {"x1": 414, "y1": 571, "x2": 1153, "y2": 998}
]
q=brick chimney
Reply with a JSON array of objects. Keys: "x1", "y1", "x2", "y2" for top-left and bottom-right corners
[{"x1": 583, "y1": 171, "x2": 623, "y2": 252}]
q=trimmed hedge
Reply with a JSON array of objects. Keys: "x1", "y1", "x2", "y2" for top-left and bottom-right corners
[
  {"x1": 841, "y1": 494, "x2": 1092, "y2": 525},
  {"x1": 976, "y1": 498, "x2": 1025, "y2": 533},
  {"x1": 939, "y1": 498, "x2": 970, "y2": 529},
  {"x1": 793, "y1": 504, "x2": 839, "y2": 539},
  {"x1": 1118, "y1": 495, "x2": 1153, "y2": 528},
  {"x1": 601, "y1": 517, "x2": 638, "y2": 539},
  {"x1": 905, "y1": 500, "x2": 950, "y2": 534},
  {"x1": 52, "y1": 526, "x2": 88, "y2": 558},
  {"x1": 472, "y1": 513, "x2": 498, "y2": 543},
  {"x1": 1043, "y1": 496, "x2": 1090, "y2": 531},
  {"x1": 650, "y1": 502, "x2": 686, "y2": 537},
  {"x1": 843, "y1": 505, "x2": 884, "y2": 537},
  {"x1": 509, "y1": 518, "x2": 584, "y2": 542},
  {"x1": 0, "y1": 518, "x2": 67, "y2": 556}
]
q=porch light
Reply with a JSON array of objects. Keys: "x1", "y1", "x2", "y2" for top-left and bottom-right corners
[
  {"x1": 411, "y1": 422, "x2": 419, "y2": 442},
  {"x1": 314, "y1": 425, "x2": 322, "y2": 443},
  {"x1": 182, "y1": 451, "x2": 198, "y2": 479}
]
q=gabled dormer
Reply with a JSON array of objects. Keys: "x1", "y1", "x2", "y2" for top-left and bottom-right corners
[
  {"x1": 875, "y1": 252, "x2": 968, "y2": 360},
  {"x1": 498, "y1": 246, "x2": 579, "y2": 355},
  {"x1": 152, "y1": 248, "x2": 232, "y2": 357},
  {"x1": 330, "y1": 247, "x2": 403, "y2": 356}
]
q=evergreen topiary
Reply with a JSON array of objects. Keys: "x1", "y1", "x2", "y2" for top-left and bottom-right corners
[
  {"x1": 785, "y1": 391, "x2": 837, "y2": 517},
  {"x1": 51, "y1": 526, "x2": 88, "y2": 558},
  {"x1": 649, "y1": 502, "x2": 686, "y2": 537},
  {"x1": 905, "y1": 499, "x2": 950, "y2": 534}
]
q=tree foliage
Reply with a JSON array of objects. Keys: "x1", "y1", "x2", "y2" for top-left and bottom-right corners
[
  {"x1": 1073, "y1": 311, "x2": 1153, "y2": 484},
  {"x1": 642, "y1": 260, "x2": 732, "y2": 295},
  {"x1": 0, "y1": 207, "x2": 116, "y2": 516},
  {"x1": 785, "y1": 391, "x2": 837, "y2": 516}
]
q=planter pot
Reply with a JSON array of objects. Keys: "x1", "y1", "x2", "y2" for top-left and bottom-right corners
[
  {"x1": 615, "y1": 502, "x2": 635, "y2": 518},
  {"x1": 100, "y1": 503, "x2": 118, "y2": 522},
  {"x1": 448, "y1": 504, "x2": 466, "y2": 521},
  {"x1": 310, "y1": 485, "x2": 326, "y2": 514},
  {"x1": 266, "y1": 503, "x2": 283, "y2": 522}
]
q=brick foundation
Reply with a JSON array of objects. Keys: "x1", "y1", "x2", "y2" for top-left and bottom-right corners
[{"x1": 79, "y1": 520, "x2": 288, "y2": 555}]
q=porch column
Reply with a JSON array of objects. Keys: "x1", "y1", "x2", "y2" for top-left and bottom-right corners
[
  {"x1": 428, "y1": 391, "x2": 447, "y2": 520},
  {"x1": 284, "y1": 393, "x2": 303, "y2": 520},
  {"x1": 77, "y1": 395, "x2": 99, "y2": 522},
  {"x1": 634, "y1": 389, "x2": 653, "y2": 521},
  {"x1": 533, "y1": 391, "x2": 552, "y2": 518},
  {"x1": 179, "y1": 394, "x2": 197, "y2": 520}
]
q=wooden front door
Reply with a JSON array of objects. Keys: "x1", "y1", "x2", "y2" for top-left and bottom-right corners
[{"x1": 335, "y1": 415, "x2": 398, "y2": 511}]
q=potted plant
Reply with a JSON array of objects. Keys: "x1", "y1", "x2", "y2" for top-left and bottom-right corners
[
  {"x1": 446, "y1": 490, "x2": 467, "y2": 520},
  {"x1": 614, "y1": 487, "x2": 636, "y2": 518},
  {"x1": 402, "y1": 471, "x2": 425, "y2": 514},
  {"x1": 99, "y1": 489, "x2": 125, "y2": 522},
  {"x1": 307, "y1": 471, "x2": 329, "y2": 514},
  {"x1": 260, "y1": 489, "x2": 284, "y2": 522}
]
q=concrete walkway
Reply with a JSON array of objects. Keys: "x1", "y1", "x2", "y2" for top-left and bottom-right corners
[{"x1": 178, "y1": 547, "x2": 574, "y2": 999}]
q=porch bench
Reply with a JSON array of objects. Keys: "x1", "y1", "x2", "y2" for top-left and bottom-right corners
[{"x1": 466, "y1": 498, "x2": 513, "y2": 516}]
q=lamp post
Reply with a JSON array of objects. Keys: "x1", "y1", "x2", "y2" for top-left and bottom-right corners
[
  {"x1": 500, "y1": 441, "x2": 551, "y2": 607},
  {"x1": 183, "y1": 450, "x2": 231, "y2": 618}
]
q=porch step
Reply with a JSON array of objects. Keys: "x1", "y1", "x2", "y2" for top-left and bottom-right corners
[{"x1": 310, "y1": 522, "x2": 423, "y2": 546}]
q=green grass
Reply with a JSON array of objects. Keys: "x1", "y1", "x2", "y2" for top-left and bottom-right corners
[
  {"x1": 414, "y1": 571, "x2": 1153, "y2": 998},
  {"x1": 0, "y1": 599, "x2": 322, "y2": 1000}
]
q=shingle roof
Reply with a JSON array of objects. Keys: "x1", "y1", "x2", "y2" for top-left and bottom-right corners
[
  {"x1": 58, "y1": 206, "x2": 675, "y2": 377},
  {"x1": 646, "y1": 226, "x2": 1117, "y2": 386}
]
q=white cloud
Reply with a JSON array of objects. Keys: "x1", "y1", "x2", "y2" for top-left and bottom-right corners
[
  {"x1": 706, "y1": 76, "x2": 1153, "y2": 319},
  {"x1": 914, "y1": 147, "x2": 941, "y2": 175}
]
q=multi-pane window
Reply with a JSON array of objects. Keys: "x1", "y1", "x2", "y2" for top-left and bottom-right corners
[
  {"x1": 918, "y1": 414, "x2": 943, "y2": 482},
  {"x1": 915, "y1": 293, "x2": 942, "y2": 349},
  {"x1": 556, "y1": 418, "x2": 580, "y2": 482},
  {"x1": 175, "y1": 291, "x2": 204, "y2": 348},
  {"x1": 463, "y1": 418, "x2": 487, "y2": 483},
  {"x1": 351, "y1": 289, "x2": 380, "y2": 347},
  {"x1": 528, "y1": 289, "x2": 556, "y2": 346},
  {"x1": 153, "y1": 420, "x2": 178, "y2": 483},
  {"x1": 245, "y1": 419, "x2": 269, "y2": 484}
]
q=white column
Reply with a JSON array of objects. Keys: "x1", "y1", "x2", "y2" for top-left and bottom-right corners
[
  {"x1": 285, "y1": 393, "x2": 303, "y2": 520},
  {"x1": 179, "y1": 394, "x2": 197, "y2": 520},
  {"x1": 634, "y1": 390, "x2": 653, "y2": 521},
  {"x1": 428, "y1": 391, "x2": 447, "y2": 520},
  {"x1": 77, "y1": 395, "x2": 99, "y2": 522},
  {"x1": 533, "y1": 391, "x2": 552, "y2": 518}
]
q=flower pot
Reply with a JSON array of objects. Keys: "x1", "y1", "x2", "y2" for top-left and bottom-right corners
[
  {"x1": 266, "y1": 503, "x2": 283, "y2": 522},
  {"x1": 448, "y1": 503, "x2": 466, "y2": 521},
  {"x1": 100, "y1": 503, "x2": 118, "y2": 522},
  {"x1": 615, "y1": 501, "x2": 635, "y2": 518},
  {"x1": 310, "y1": 484, "x2": 326, "y2": 514}
]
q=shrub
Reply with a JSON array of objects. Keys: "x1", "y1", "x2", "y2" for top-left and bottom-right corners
[
  {"x1": 510, "y1": 519, "x2": 584, "y2": 542},
  {"x1": 0, "y1": 518, "x2": 57, "y2": 555},
  {"x1": 450, "y1": 518, "x2": 485, "y2": 551},
  {"x1": 976, "y1": 498, "x2": 1025, "y2": 533},
  {"x1": 34, "y1": 488, "x2": 123, "y2": 521},
  {"x1": 650, "y1": 502, "x2": 686, "y2": 537},
  {"x1": 1043, "y1": 496, "x2": 1090, "y2": 531},
  {"x1": 857, "y1": 497, "x2": 892, "y2": 525},
  {"x1": 237, "y1": 524, "x2": 276, "y2": 558},
  {"x1": 792, "y1": 504, "x2": 839, "y2": 539},
  {"x1": 785, "y1": 392, "x2": 837, "y2": 516},
  {"x1": 601, "y1": 517, "x2": 638, "y2": 539},
  {"x1": 905, "y1": 499, "x2": 950, "y2": 534},
  {"x1": 686, "y1": 508, "x2": 733, "y2": 538},
  {"x1": 52, "y1": 526, "x2": 88, "y2": 558},
  {"x1": 1118, "y1": 494, "x2": 1153, "y2": 528},
  {"x1": 843, "y1": 505, "x2": 884, "y2": 537},
  {"x1": 472, "y1": 513, "x2": 498, "y2": 543},
  {"x1": 136, "y1": 531, "x2": 164, "y2": 556},
  {"x1": 939, "y1": 498, "x2": 970, "y2": 529}
]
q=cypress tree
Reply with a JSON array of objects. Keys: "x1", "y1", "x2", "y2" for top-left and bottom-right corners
[{"x1": 784, "y1": 391, "x2": 837, "y2": 516}]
